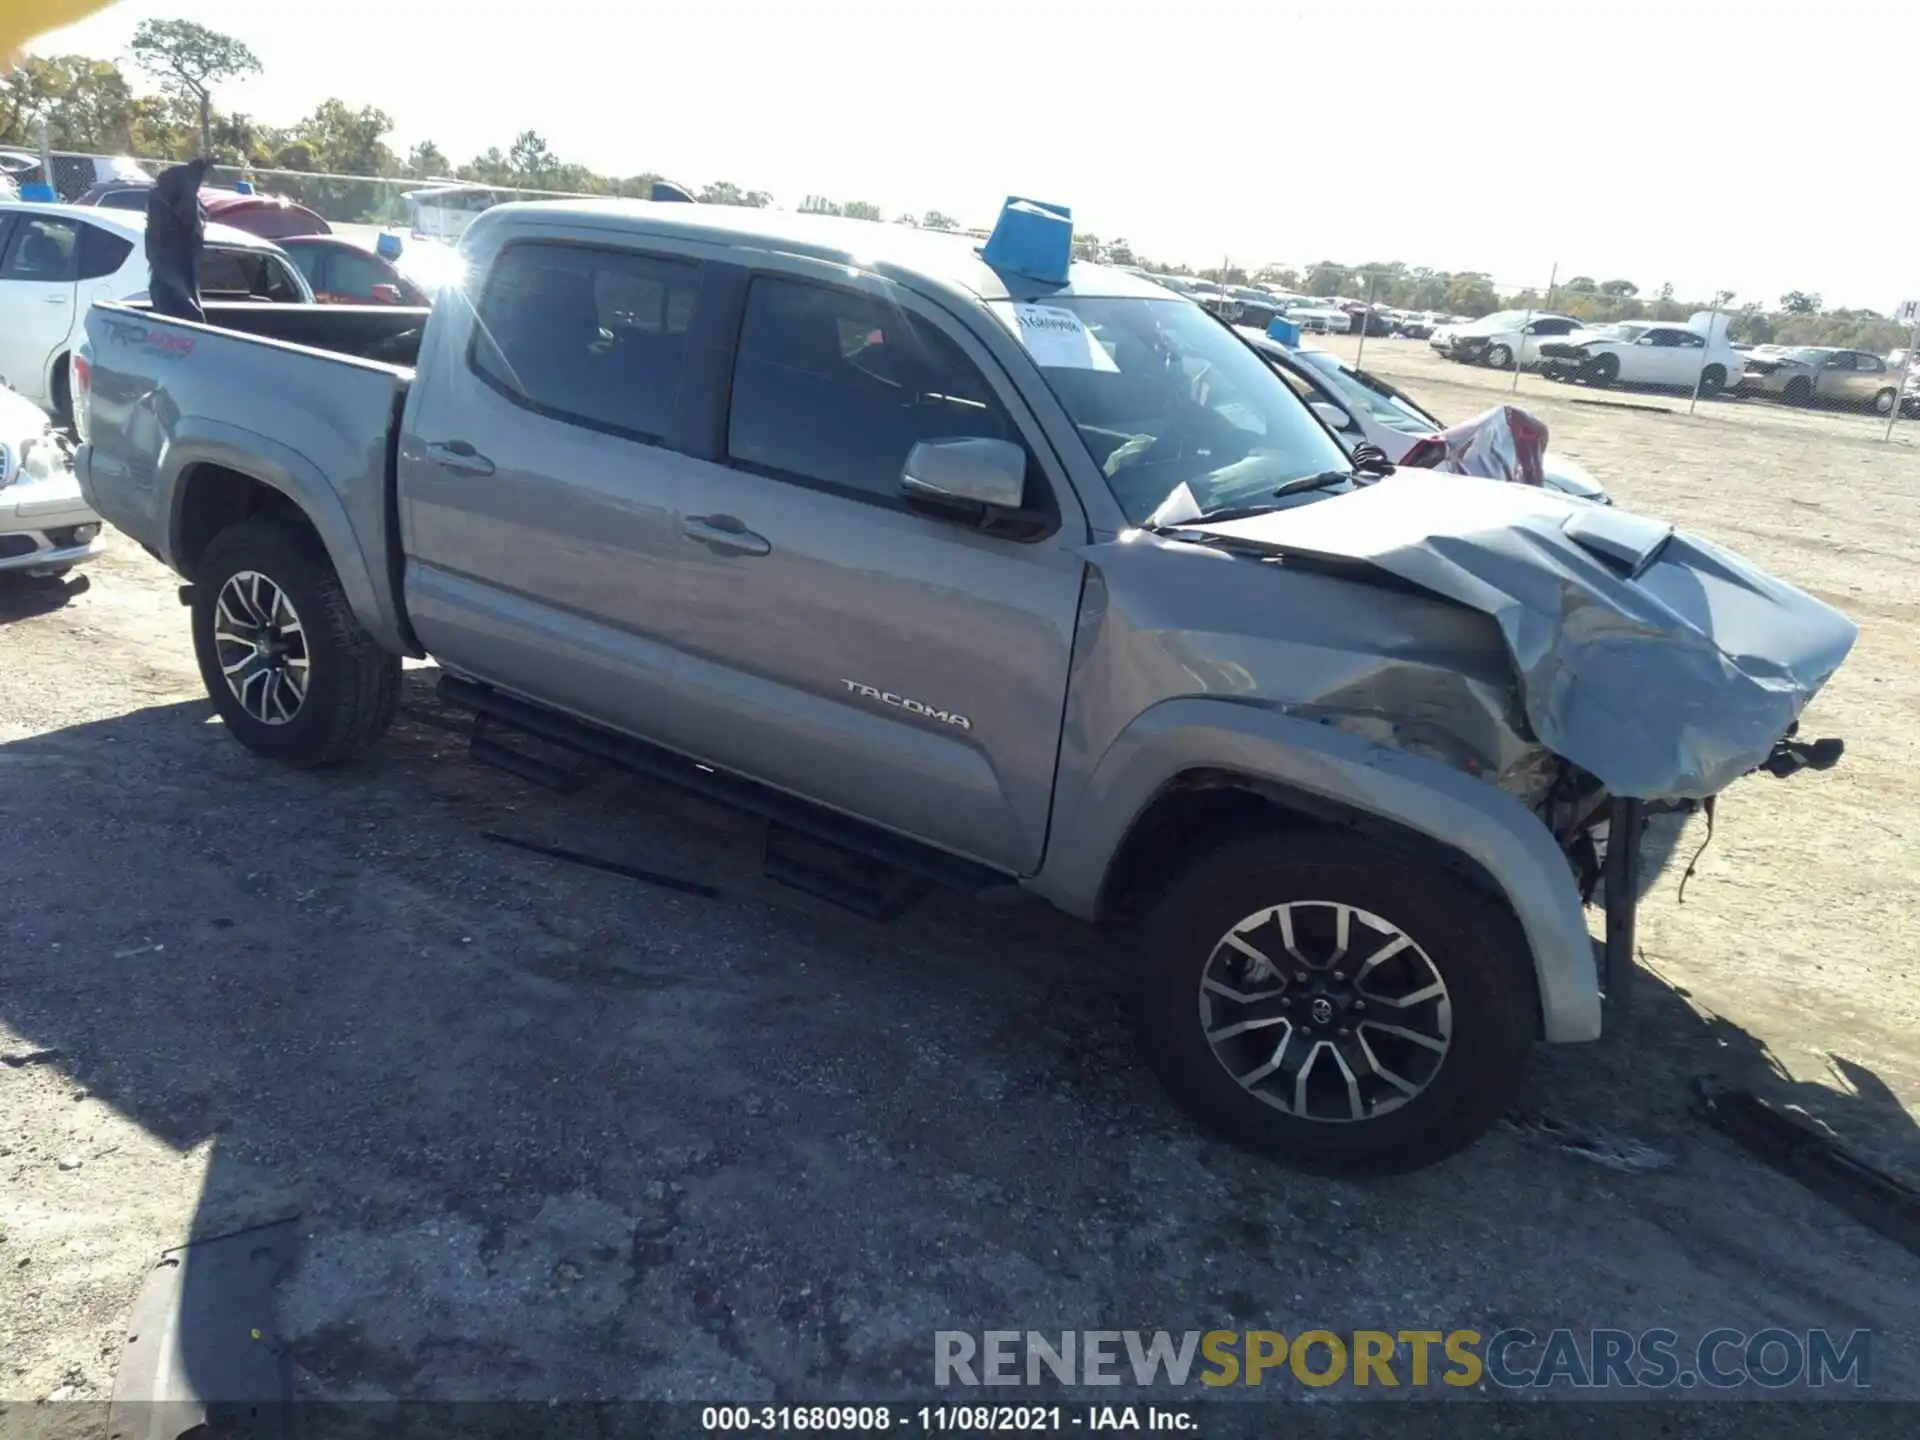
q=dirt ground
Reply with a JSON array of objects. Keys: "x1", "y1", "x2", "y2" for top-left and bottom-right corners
[{"x1": 3, "y1": 357, "x2": 1918, "y2": 1422}]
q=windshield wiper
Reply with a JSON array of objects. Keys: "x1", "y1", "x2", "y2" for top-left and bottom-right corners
[{"x1": 1270, "y1": 469, "x2": 1356, "y2": 498}]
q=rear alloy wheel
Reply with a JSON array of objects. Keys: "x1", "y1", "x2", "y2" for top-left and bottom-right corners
[
  {"x1": 1134, "y1": 832, "x2": 1536, "y2": 1175},
  {"x1": 192, "y1": 518, "x2": 401, "y2": 766},
  {"x1": 1874, "y1": 387, "x2": 1898, "y2": 416},
  {"x1": 1483, "y1": 343, "x2": 1514, "y2": 370}
]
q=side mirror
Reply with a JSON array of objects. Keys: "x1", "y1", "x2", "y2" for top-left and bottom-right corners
[
  {"x1": 902, "y1": 437, "x2": 1027, "y2": 511},
  {"x1": 1310, "y1": 400, "x2": 1355, "y2": 432}
]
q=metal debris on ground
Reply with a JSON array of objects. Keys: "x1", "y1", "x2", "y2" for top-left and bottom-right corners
[
  {"x1": 1694, "y1": 1077, "x2": 1920, "y2": 1259},
  {"x1": 480, "y1": 830, "x2": 719, "y2": 898},
  {"x1": 1503, "y1": 1112, "x2": 1675, "y2": 1173}
]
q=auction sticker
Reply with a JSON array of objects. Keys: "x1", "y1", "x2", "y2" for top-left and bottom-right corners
[{"x1": 1005, "y1": 304, "x2": 1119, "y2": 372}]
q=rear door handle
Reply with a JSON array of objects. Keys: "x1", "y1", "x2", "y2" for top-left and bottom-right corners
[
  {"x1": 425, "y1": 439, "x2": 495, "y2": 477},
  {"x1": 683, "y1": 514, "x2": 770, "y2": 557}
]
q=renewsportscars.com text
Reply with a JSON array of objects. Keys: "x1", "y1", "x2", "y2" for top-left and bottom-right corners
[{"x1": 934, "y1": 1328, "x2": 1871, "y2": 1391}]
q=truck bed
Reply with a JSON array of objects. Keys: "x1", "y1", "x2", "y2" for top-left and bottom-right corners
[
  {"x1": 111, "y1": 299, "x2": 431, "y2": 368},
  {"x1": 79, "y1": 300, "x2": 424, "y2": 655}
]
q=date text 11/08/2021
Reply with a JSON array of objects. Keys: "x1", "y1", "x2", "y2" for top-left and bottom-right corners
[{"x1": 702, "y1": 1406, "x2": 1192, "y2": 1432}]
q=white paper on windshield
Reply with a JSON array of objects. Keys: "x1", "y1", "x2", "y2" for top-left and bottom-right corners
[{"x1": 1006, "y1": 304, "x2": 1119, "y2": 372}]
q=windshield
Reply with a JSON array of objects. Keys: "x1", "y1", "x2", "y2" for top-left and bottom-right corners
[
  {"x1": 1471, "y1": 310, "x2": 1526, "y2": 329},
  {"x1": 996, "y1": 297, "x2": 1350, "y2": 526},
  {"x1": 1293, "y1": 350, "x2": 1438, "y2": 433}
]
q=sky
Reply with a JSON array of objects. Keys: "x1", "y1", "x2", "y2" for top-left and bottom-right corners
[{"x1": 29, "y1": 0, "x2": 1920, "y2": 311}]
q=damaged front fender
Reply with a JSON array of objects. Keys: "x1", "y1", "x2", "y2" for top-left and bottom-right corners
[{"x1": 1194, "y1": 475, "x2": 1859, "y2": 800}]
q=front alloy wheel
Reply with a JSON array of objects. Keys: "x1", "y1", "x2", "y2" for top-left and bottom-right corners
[
  {"x1": 1133, "y1": 831, "x2": 1537, "y2": 1175},
  {"x1": 1199, "y1": 901, "x2": 1452, "y2": 1123},
  {"x1": 212, "y1": 570, "x2": 311, "y2": 725}
]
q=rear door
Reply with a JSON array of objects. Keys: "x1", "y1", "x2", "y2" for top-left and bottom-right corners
[
  {"x1": 398, "y1": 232, "x2": 712, "y2": 750},
  {"x1": 0, "y1": 212, "x2": 79, "y2": 405},
  {"x1": 1848, "y1": 352, "x2": 1890, "y2": 406},
  {"x1": 666, "y1": 267, "x2": 1089, "y2": 873}
]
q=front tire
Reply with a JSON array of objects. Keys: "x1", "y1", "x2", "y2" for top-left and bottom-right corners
[
  {"x1": 191, "y1": 518, "x2": 401, "y2": 767},
  {"x1": 1133, "y1": 831, "x2": 1536, "y2": 1175},
  {"x1": 1582, "y1": 353, "x2": 1620, "y2": 387},
  {"x1": 1483, "y1": 343, "x2": 1514, "y2": 370}
]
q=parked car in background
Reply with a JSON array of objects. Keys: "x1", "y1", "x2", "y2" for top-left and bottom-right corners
[
  {"x1": 404, "y1": 184, "x2": 502, "y2": 241},
  {"x1": 278, "y1": 234, "x2": 429, "y2": 305},
  {"x1": 1438, "y1": 311, "x2": 1582, "y2": 368},
  {"x1": 0, "y1": 149, "x2": 150, "y2": 203},
  {"x1": 1738, "y1": 347, "x2": 1905, "y2": 414},
  {"x1": 0, "y1": 383, "x2": 101, "y2": 579},
  {"x1": 202, "y1": 193, "x2": 332, "y2": 241},
  {"x1": 1284, "y1": 297, "x2": 1348, "y2": 334},
  {"x1": 1536, "y1": 314, "x2": 1744, "y2": 395},
  {"x1": 0, "y1": 202, "x2": 313, "y2": 422},
  {"x1": 1238, "y1": 327, "x2": 1611, "y2": 503}
]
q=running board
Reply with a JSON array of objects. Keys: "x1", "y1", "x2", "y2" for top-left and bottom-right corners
[
  {"x1": 436, "y1": 675, "x2": 1007, "y2": 904},
  {"x1": 763, "y1": 823, "x2": 929, "y2": 921}
]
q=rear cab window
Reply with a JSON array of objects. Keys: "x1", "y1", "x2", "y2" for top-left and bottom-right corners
[{"x1": 470, "y1": 240, "x2": 699, "y2": 442}]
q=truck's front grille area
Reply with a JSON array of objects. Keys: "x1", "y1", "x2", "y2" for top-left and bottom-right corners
[{"x1": 0, "y1": 534, "x2": 38, "y2": 559}]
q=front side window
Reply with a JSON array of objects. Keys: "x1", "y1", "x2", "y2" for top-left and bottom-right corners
[
  {"x1": 727, "y1": 276, "x2": 1026, "y2": 501},
  {"x1": 201, "y1": 248, "x2": 302, "y2": 302},
  {"x1": 472, "y1": 241, "x2": 699, "y2": 441},
  {"x1": 322, "y1": 248, "x2": 395, "y2": 300},
  {"x1": 995, "y1": 296, "x2": 1350, "y2": 526},
  {"x1": 0, "y1": 216, "x2": 78, "y2": 282}
]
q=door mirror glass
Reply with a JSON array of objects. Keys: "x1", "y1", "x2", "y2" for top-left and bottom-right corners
[
  {"x1": 901, "y1": 437, "x2": 1027, "y2": 511},
  {"x1": 1310, "y1": 400, "x2": 1355, "y2": 432}
]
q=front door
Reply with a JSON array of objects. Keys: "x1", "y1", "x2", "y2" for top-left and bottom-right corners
[
  {"x1": 0, "y1": 213, "x2": 79, "y2": 407},
  {"x1": 398, "y1": 234, "x2": 708, "y2": 746},
  {"x1": 671, "y1": 269, "x2": 1087, "y2": 874}
]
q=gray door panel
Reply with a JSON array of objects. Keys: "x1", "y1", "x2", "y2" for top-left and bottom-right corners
[
  {"x1": 670, "y1": 265, "x2": 1087, "y2": 874},
  {"x1": 670, "y1": 468, "x2": 1084, "y2": 870}
]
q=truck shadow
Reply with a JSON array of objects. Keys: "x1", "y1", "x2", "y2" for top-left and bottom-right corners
[{"x1": 2, "y1": 676, "x2": 1915, "y2": 1408}]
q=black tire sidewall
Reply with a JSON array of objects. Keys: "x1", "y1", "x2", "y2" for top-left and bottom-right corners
[
  {"x1": 1700, "y1": 365, "x2": 1725, "y2": 396},
  {"x1": 1585, "y1": 355, "x2": 1619, "y2": 385},
  {"x1": 191, "y1": 522, "x2": 369, "y2": 764},
  {"x1": 1135, "y1": 834, "x2": 1536, "y2": 1175}
]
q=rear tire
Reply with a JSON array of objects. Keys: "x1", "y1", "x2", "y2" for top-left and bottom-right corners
[
  {"x1": 1132, "y1": 830, "x2": 1537, "y2": 1176},
  {"x1": 1698, "y1": 364, "x2": 1726, "y2": 397},
  {"x1": 1873, "y1": 387, "x2": 1897, "y2": 416},
  {"x1": 191, "y1": 518, "x2": 401, "y2": 767}
]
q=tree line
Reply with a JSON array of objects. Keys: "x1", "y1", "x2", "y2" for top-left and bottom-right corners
[{"x1": 2, "y1": 19, "x2": 1907, "y2": 354}]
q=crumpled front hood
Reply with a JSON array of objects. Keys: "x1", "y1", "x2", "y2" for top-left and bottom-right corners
[{"x1": 1192, "y1": 474, "x2": 1858, "y2": 799}]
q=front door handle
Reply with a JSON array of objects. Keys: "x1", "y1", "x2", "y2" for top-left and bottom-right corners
[
  {"x1": 45, "y1": 293, "x2": 69, "y2": 304},
  {"x1": 683, "y1": 514, "x2": 770, "y2": 557},
  {"x1": 425, "y1": 439, "x2": 495, "y2": 477}
]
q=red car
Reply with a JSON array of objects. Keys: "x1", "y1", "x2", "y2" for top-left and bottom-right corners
[{"x1": 275, "y1": 234, "x2": 428, "y2": 306}]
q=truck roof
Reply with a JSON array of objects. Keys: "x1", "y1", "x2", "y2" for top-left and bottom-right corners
[{"x1": 472, "y1": 198, "x2": 1174, "y2": 305}]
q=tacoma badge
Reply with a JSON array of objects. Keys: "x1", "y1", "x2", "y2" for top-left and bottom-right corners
[{"x1": 840, "y1": 679, "x2": 972, "y2": 731}]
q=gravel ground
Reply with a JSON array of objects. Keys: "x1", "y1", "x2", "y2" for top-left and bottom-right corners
[{"x1": 2, "y1": 364, "x2": 1917, "y2": 1422}]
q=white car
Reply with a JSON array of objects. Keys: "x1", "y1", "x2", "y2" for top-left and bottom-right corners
[
  {"x1": 1435, "y1": 310, "x2": 1583, "y2": 368},
  {"x1": 1535, "y1": 314, "x2": 1745, "y2": 395},
  {"x1": 1238, "y1": 327, "x2": 1612, "y2": 504},
  {"x1": 0, "y1": 383, "x2": 102, "y2": 579},
  {"x1": 0, "y1": 202, "x2": 313, "y2": 424},
  {"x1": 1284, "y1": 298, "x2": 1349, "y2": 334}
]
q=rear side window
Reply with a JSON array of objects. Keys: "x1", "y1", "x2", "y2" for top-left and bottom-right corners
[
  {"x1": 472, "y1": 241, "x2": 699, "y2": 441},
  {"x1": 726, "y1": 276, "x2": 1024, "y2": 501},
  {"x1": 0, "y1": 216, "x2": 78, "y2": 282},
  {"x1": 78, "y1": 223, "x2": 133, "y2": 280},
  {"x1": 100, "y1": 189, "x2": 150, "y2": 211}
]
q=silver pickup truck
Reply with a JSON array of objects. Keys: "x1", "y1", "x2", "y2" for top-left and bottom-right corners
[{"x1": 73, "y1": 198, "x2": 1856, "y2": 1174}]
